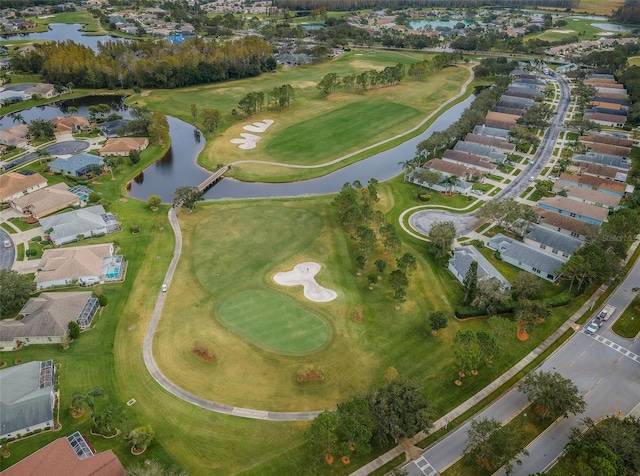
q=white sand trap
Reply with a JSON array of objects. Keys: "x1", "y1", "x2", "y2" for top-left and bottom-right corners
[
  {"x1": 273, "y1": 262, "x2": 337, "y2": 303},
  {"x1": 243, "y1": 119, "x2": 274, "y2": 133},
  {"x1": 551, "y1": 29, "x2": 576, "y2": 34},
  {"x1": 230, "y1": 133, "x2": 262, "y2": 149}
]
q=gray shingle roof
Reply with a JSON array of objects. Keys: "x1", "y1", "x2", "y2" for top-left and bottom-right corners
[
  {"x1": 0, "y1": 361, "x2": 54, "y2": 437},
  {"x1": 454, "y1": 141, "x2": 506, "y2": 162},
  {"x1": 488, "y1": 234, "x2": 564, "y2": 276},
  {"x1": 473, "y1": 125, "x2": 510, "y2": 139},
  {"x1": 49, "y1": 153, "x2": 103, "y2": 175},
  {"x1": 572, "y1": 153, "x2": 630, "y2": 170},
  {"x1": 525, "y1": 224, "x2": 583, "y2": 255},
  {"x1": 39, "y1": 205, "x2": 118, "y2": 245},
  {"x1": 449, "y1": 246, "x2": 511, "y2": 289}
]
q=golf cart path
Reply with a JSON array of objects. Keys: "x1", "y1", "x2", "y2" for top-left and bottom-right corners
[
  {"x1": 228, "y1": 65, "x2": 475, "y2": 170},
  {"x1": 142, "y1": 206, "x2": 322, "y2": 421}
]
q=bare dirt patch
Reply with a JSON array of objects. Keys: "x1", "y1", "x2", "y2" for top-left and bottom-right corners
[
  {"x1": 192, "y1": 342, "x2": 215, "y2": 362},
  {"x1": 297, "y1": 371, "x2": 324, "y2": 382},
  {"x1": 354, "y1": 309, "x2": 362, "y2": 323}
]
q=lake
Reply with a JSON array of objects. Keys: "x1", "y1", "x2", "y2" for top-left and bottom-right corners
[{"x1": 0, "y1": 23, "x2": 126, "y2": 52}]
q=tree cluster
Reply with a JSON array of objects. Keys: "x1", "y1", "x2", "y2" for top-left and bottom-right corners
[
  {"x1": 473, "y1": 57, "x2": 519, "y2": 79},
  {"x1": 452, "y1": 329, "x2": 499, "y2": 374},
  {"x1": 236, "y1": 84, "x2": 294, "y2": 116},
  {"x1": 552, "y1": 415, "x2": 640, "y2": 475},
  {"x1": 305, "y1": 379, "x2": 432, "y2": 462},
  {"x1": 464, "y1": 417, "x2": 529, "y2": 475},
  {"x1": 11, "y1": 37, "x2": 276, "y2": 89},
  {"x1": 0, "y1": 269, "x2": 36, "y2": 315},
  {"x1": 273, "y1": 0, "x2": 577, "y2": 10},
  {"x1": 317, "y1": 63, "x2": 404, "y2": 96},
  {"x1": 518, "y1": 371, "x2": 586, "y2": 420},
  {"x1": 477, "y1": 198, "x2": 538, "y2": 237}
]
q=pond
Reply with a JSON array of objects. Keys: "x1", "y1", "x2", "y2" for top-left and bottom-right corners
[
  {"x1": 2, "y1": 92, "x2": 474, "y2": 202},
  {"x1": 590, "y1": 23, "x2": 636, "y2": 32},
  {"x1": 0, "y1": 23, "x2": 126, "y2": 52},
  {"x1": 201, "y1": 94, "x2": 475, "y2": 201},
  {"x1": 408, "y1": 20, "x2": 471, "y2": 30}
]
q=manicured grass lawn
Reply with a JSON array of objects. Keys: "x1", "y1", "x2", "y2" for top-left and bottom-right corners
[
  {"x1": 0, "y1": 223, "x2": 15, "y2": 234},
  {"x1": 133, "y1": 51, "x2": 470, "y2": 182},
  {"x1": 630, "y1": 56, "x2": 640, "y2": 67},
  {"x1": 612, "y1": 297, "x2": 640, "y2": 338},
  {"x1": 265, "y1": 100, "x2": 421, "y2": 165},
  {"x1": 218, "y1": 289, "x2": 331, "y2": 355},
  {"x1": 8, "y1": 217, "x2": 39, "y2": 231}
]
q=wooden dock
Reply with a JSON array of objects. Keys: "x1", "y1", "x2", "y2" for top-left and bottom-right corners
[{"x1": 197, "y1": 166, "x2": 229, "y2": 192}]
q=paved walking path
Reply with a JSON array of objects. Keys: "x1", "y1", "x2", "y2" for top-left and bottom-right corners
[{"x1": 141, "y1": 207, "x2": 322, "y2": 421}]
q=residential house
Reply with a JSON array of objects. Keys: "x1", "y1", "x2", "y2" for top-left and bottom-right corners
[
  {"x1": 24, "y1": 83, "x2": 56, "y2": 99},
  {"x1": 587, "y1": 100, "x2": 628, "y2": 111},
  {"x1": 40, "y1": 205, "x2": 119, "y2": 245},
  {"x1": 35, "y1": 243, "x2": 123, "y2": 289},
  {"x1": 0, "y1": 124, "x2": 28, "y2": 148},
  {"x1": 556, "y1": 173, "x2": 627, "y2": 197},
  {"x1": 422, "y1": 158, "x2": 485, "y2": 181},
  {"x1": 99, "y1": 137, "x2": 149, "y2": 156},
  {"x1": 535, "y1": 206, "x2": 596, "y2": 241},
  {"x1": 410, "y1": 160, "x2": 475, "y2": 194},
  {"x1": 464, "y1": 133, "x2": 516, "y2": 152},
  {"x1": 1, "y1": 432, "x2": 125, "y2": 476},
  {"x1": 0, "y1": 292, "x2": 99, "y2": 349},
  {"x1": 0, "y1": 172, "x2": 47, "y2": 202},
  {"x1": 592, "y1": 96, "x2": 631, "y2": 107},
  {"x1": 572, "y1": 152, "x2": 630, "y2": 171},
  {"x1": 572, "y1": 161, "x2": 628, "y2": 182},
  {"x1": 488, "y1": 234, "x2": 564, "y2": 282},
  {"x1": 454, "y1": 141, "x2": 506, "y2": 163},
  {"x1": 448, "y1": 245, "x2": 511, "y2": 290},
  {"x1": 50, "y1": 116, "x2": 90, "y2": 136},
  {"x1": 553, "y1": 183, "x2": 622, "y2": 209},
  {"x1": 10, "y1": 183, "x2": 79, "y2": 219},
  {"x1": 492, "y1": 105, "x2": 526, "y2": 116},
  {"x1": 484, "y1": 111, "x2": 520, "y2": 130},
  {"x1": 523, "y1": 224, "x2": 583, "y2": 260},
  {"x1": 473, "y1": 124, "x2": 510, "y2": 139},
  {"x1": 582, "y1": 142, "x2": 630, "y2": 159},
  {"x1": 505, "y1": 87, "x2": 544, "y2": 98},
  {"x1": 442, "y1": 149, "x2": 496, "y2": 174},
  {"x1": 0, "y1": 360, "x2": 55, "y2": 440},
  {"x1": 49, "y1": 153, "x2": 104, "y2": 177},
  {"x1": 538, "y1": 196, "x2": 609, "y2": 225},
  {"x1": 584, "y1": 112, "x2": 627, "y2": 127},
  {"x1": 497, "y1": 95, "x2": 535, "y2": 107},
  {"x1": 579, "y1": 134, "x2": 633, "y2": 148}
]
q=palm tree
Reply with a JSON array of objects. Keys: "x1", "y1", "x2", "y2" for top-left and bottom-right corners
[
  {"x1": 398, "y1": 159, "x2": 415, "y2": 181},
  {"x1": 66, "y1": 82, "x2": 74, "y2": 94},
  {"x1": 10, "y1": 113, "x2": 25, "y2": 124},
  {"x1": 443, "y1": 174, "x2": 460, "y2": 195},
  {"x1": 35, "y1": 148, "x2": 51, "y2": 165},
  {"x1": 92, "y1": 404, "x2": 123, "y2": 436},
  {"x1": 66, "y1": 106, "x2": 78, "y2": 116},
  {"x1": 70, "y1": 386, "x2": 105, "y2": 417}
]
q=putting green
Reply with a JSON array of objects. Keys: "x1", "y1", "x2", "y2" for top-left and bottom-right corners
[{"x1": 217, "y1": 289, "x2": 331, "y2": 355}]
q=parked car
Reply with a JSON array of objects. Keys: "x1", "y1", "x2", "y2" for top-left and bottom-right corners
[{"x1": 162, "y1": 284, "x2": 168, "y2": 292}]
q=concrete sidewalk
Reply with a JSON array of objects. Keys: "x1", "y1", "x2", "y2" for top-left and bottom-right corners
[{"x1": 350, "y1": 281, "x2": 611, "y2": 476}]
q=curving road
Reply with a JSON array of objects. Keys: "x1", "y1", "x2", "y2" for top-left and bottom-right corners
[{"x1": 406, "y1": 75, "x2": 571, "y2": 239}]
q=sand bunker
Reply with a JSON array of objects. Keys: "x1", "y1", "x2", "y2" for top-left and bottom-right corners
[
  {"x1": 273, "y1": 262, "x2": 337, "y2": 303},
  {"x1": 551, "y1": 29, "x2": 575, "y2": 34},
  {"x1": 230, "y1": 133, "x2": 262, "y2": 149},
  {"x1": 243, "y1": 119, "x2": 274, "y2": 133}
]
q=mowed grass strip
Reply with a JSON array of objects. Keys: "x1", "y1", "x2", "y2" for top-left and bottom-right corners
[
  {"x1": 265, "y1": 101, "x2": 421, "y2": 165},
  {"x1": 218, "y1": 289, "x2": 331, "y2": 355}
]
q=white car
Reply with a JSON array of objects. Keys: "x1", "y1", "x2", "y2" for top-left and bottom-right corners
[
  {"x1": 528, "y1": 177, "x2": 536, "y2": 182},
  {"x1": 162, "y1": 284, "x2": 167, "y2": 292},
  {"x1": 585, "y1": 321, "x2": 600, "y2": 335}
]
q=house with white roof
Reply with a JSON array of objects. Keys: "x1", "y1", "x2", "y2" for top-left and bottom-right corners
[
  {"x1": 488, "y1": 234, "x2": 564, "y2": 282},
  {"x1": 523, "y1": 224, "x2": 583, "y2": 260},
  {"x1": 448, "y1": 245, "x2": 511, "y2": 290},
  {"x1": 40, "y1": 205, "x2": 119, "y2": 245}
]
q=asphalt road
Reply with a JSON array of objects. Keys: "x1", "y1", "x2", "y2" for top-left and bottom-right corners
[
  {"x1": 404, "y1": 254, "x2": 640, "y2": 476},
  {"x1": 0, "y1": 228, "x2": 15, "y2": 270}
]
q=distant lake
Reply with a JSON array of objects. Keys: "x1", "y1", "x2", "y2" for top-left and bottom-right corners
[
  {"x1": 591, "y1": 23, "x2": 636, "y2": 32},
  {"x1": 0, "y1": 23, "x2": 126, "y2": 52}
]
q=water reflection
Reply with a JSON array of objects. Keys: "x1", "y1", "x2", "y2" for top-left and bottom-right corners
[{"x1": 0, "y1": 24, "x2": 127, "y2": 53}]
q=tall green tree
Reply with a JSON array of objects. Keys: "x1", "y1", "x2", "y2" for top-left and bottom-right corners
[
  {"x1": 201, "y1": 108, "x2": 222, "y2": 133},
  {"x1": 173, "y1": 186, "x2": 204, "y2": 211},
  {"x1": 305, "y1": 411, "x2": 340, "y2": 458},
  {"x1": 518, "y1": 371, "x2": 586, "y2": 420},
  {"x1": 464, "y1": 417, "x2": 529, "y2": 474},
  {"x1": 27, "y1": 118, "x2": 55, "y2": 141},
  {"x1": 429, "y1": 221, "x2": 456, "y2": 258},
  {"x1": 127, "y1": 425, "x2": 155, "y2": 452},
  {"x1": 428, "y1": 310, "x2": 448, "y2": 334},
  {"x1": 368, "y1": 379, "x2": 432, "y2": 444},
  {"x1": 396, "y1": 252, "x2": 417, "y2": 276},
  {"x1": 462, "y1": 260, "x2": 478, "y2": 305},
  {"x1": 0, "y1": 269, "x2": 36, "y2": 314}
]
